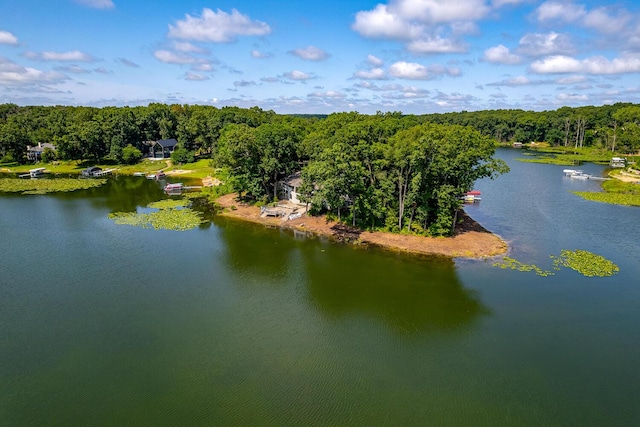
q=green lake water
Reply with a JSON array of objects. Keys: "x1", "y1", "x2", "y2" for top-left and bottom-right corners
[{"x1": 1, "y1": 149, "x2": 639, "y2": 425}]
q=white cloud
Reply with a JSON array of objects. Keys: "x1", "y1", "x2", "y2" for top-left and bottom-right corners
[
  {"x1": 394, "y1": 0, "x2": 490, "y2": 23},
  {"x1": 352, "y1": 4, "x2": 423, "y2": 40},
  {"x1": 283, "y1": 70, "x2": 312, "y2": 81},
  {"x1": 556, "y1": 75, "x2": 587, "y2": 85},
  {"x1": 367, "y1": 55, "x2": 384, "y2": 66},
  {"x1": 184, "y1": 72, "x2": 209, "y2": 81},
  {"x1": 168, "y1": 8, "x2": 271, "y2": 43},
  {"x1": 192, "y1": 63, "x2": 214, "y2": 72},
  {"x1": 407, "y1": 36, "x2": 467, "y2": 54},
  {"x1": 308, "y1": 90, "x2": 345, "y2": 98},
  {"x1": 353, "y1": 68, "x2": 387, "y2": 80},
  {"x1": 390, "y1": 62, "x2": 429, "y2": 79},
  {"x1": 23, "y1": 50, "x2": 96, "y2": 62},
  {"x1": 534, "y1": 1, "x2": 585, "y2": 23},
  {"x1": 556, "y1": 93, "x2": 588, "y2": 101},
  {"x1": 0, "y1": 57, "x2": 68, "y2": 86},
  {"x1": 251, "y1": 50, "x2": 272, "y2": 59},
  {"x1": 517, "y1": 32, "x2": 573, "y2": 57},
  {"x1": 173, "y1": 42, "x2": 209, "y2": 54},
  {"x1": 582, "y1": 7, "x2": 630, "y2": 34},
  {"x1": 389, "y1": 61, "x2": 459, "y2": 79},
  {"x1": 482, "y1": 45, "x2": 521, "y2": 64},
  {"x1": 289, "y1": 46, "x2": 330, "y2": 61},
  {"x1": 153, "y1": 50, "x2": 197, "y2": 64},
  {"x1": 535, "y1": 2, "x2": 631, "y2": 35},
  {"x1": 74, "y1": 0, "x2": 114, "y2": 9},
  {"x1": 530, "y1": 55, "x2": 640, "y2": 74},
  {"x1": 0, "y1": 30, "x2": 18, "y2": 45}
]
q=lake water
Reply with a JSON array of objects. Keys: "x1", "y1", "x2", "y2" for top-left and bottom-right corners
[{"x1": 1, "y1": 149, "x2": 639, "y2": 426}]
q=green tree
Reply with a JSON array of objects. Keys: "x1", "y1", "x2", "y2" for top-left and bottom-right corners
[{"x1": 121, "y1": 144, "x2": 142, "y2": 165}]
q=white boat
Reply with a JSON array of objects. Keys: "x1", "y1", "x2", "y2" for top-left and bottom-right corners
[
  {"x1": 164, "y1": 183, "x2": 183, "y2": 192},
  {"x1": 570, "y1": 172, "x2": 590, "y2": 179}
]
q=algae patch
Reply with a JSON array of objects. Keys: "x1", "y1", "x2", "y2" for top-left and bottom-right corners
[
  {"x1": 109, "y1": 198, "x2": 205, "y2": 231},
  {"x1": 493, "y1": 249, "x2": 619, "y2": 278}
]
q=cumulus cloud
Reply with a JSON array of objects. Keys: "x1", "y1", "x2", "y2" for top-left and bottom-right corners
[
  {"x1": 482, "y1": 45, "x2": 522, "y2": 64},
  {"x1": 556, "y1": 75, "x2": 588, "y2": 85},
  {"x1": 23, "y1": 50, "x2": 96, "y2": 62},
  {"x1": 352, "y1": 0, "x2": 517, "y2": 54},
  {"x1": 168, "y1": 8, "x2": 271, "y2": 43},
  {"x1": 535, "y1": 1, "x2": 631, "y2": 35},
  {"x1": 556, "y1": 92, "x2": 588, "y2": 101},
  {"x1": 289, "y1": 46, "x2": 330, "y2": 61},
  {"x1": 353, "y1": 68, "x2": 387, "y2": 80},
  {"x1": 394, "y1": 0, "x2": 490, "y2": 23},
  {"x1": 407, "y1": 36, "x2": 467, "y2": 54},
  {"x1": 582, "y1": 7, "x2": 630, "y2": 34},
  {"x1": 74, "y1": 0, "x2": 114, "y2": 9},
  {"x1": 283, "y1": 70, "x2": 312, "y2": 81},
  {"x1": 308, "y1": 90, "x2": 345, "y2": 98},
  {"x1": 153, "y1": 50, "x2": 196, "y2": 64},
  {"x1": 251, "y1": 50, "x2": 272, "y2": 59},
  {"x1": 389, "y1": 62, "x2": 429, "y2": 79},
  {"x1": 389, "y1": 61, "x2": 460, "y2": 79},
  {"x1": 517, "y1": 32, "x2": 574, "y2": 57},
  {"x1": 184, "y1": 72, "x2": 209, "y2": 81},
  {"x1": 0, "y1": 57, "x2": 68, "y2": 87},
  {"x1": 530, "y1": 54, "x2": 640, "y2": 74},
  {"x1": 173, "y1": 41, "x2": 209, "y2": 54},
  {"x1": 367, "y1": 54, "x2": 384, "y2": 66},
  {"x1": 0, "y1": 30, "x2": 18, "y2": 45}
]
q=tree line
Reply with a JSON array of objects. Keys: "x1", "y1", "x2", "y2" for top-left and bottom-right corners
[{"x1": 3, "y1": 102, "x2": 640, "y2": 235}]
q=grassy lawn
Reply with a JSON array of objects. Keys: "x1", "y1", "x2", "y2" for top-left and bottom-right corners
[
  {"x1": 1, "y1": 157, "x2": 216, "y2": 179},
  {"x1": 518, "y1": 146, "x2": 615, "y2": 165}
]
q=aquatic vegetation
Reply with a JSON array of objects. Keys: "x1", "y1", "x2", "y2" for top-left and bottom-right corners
[
  {"x1": 0, "y1": 178, "x2": 106, "y2": 194},
  {"x1": 147, "y1": 198, "x2": 190, "y2": 209},
  {"x1": 572, "y1": 191, "x2": 640, "y2": 206},
  {"x1": 494, "y1": 250, "x2": 619, "y2": 278},
  {"x1": 109, "y1": 198, "x2": 205, "y2": 231},
  {"x1": 551, "y1": 250, "x2": 620, "y2": 277},
  {"x1": 492, "y1": 257, "x2": 554, "y2": 276}
]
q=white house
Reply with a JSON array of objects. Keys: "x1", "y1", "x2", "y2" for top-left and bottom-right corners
[{"x1": 281, "y1": 172, "x2": 303, "y2": 204}]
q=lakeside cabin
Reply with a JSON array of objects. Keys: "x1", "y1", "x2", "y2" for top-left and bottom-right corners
[
  {"x1": 145, "y1": 139, "x2": 178, "y2": 159},
  {"x1": 281, "y1": 172, "x2": 303, "y2": 204},
  {"x1": 26, "y1": 142, "x2": 56, "y2": 162}
]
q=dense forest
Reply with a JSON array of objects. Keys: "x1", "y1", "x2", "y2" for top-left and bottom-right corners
[{"x1": 1, "y1": 102, "x2": 639, "y2": 235}]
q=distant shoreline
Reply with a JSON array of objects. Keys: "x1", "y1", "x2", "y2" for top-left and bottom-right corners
[{"x1": 215, "y1": 194, "x2": 508, "y2": 259}]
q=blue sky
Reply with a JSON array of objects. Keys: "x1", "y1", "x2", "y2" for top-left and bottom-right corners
[{"x1": 1, "y1": 0, "x2": 640, "y2": 114}]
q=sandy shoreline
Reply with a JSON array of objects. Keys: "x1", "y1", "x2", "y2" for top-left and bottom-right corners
[{"x1": 214, "y1": 194, "x2": 508, "y2": 259}]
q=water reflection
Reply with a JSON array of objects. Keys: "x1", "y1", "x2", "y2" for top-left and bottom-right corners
[
  {"x1": 301, "y1": 245, "x2": 488, "y2": 335},
  {"x1": 215, "y1": 217, "x2": 296, "y2": 283},
  {"x1": 215, "y1": 218, "x2": 487, "y2": 335}
]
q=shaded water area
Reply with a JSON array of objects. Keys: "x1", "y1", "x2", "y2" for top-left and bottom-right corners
[{"x1": 1, "y1": 150, "x2": 639, "y2": 425}]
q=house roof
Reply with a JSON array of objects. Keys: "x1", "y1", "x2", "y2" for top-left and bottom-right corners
[
  {"x1": 27, "y1": 142, "x2": 56, "y2": 153},
  {"x1": 156, "y1": 138, "x2": 178, "y2": 148},
  {"x1": 284, "y1": 172, "x2": 302, "y2": 187}
]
